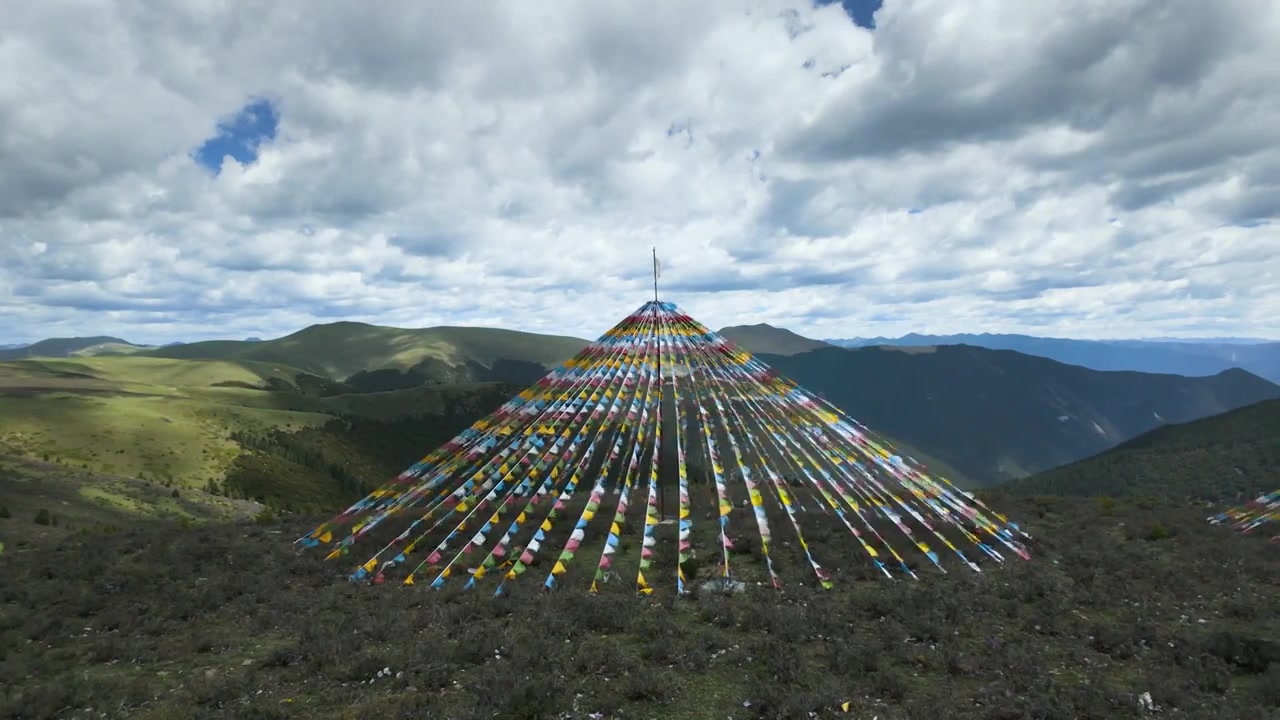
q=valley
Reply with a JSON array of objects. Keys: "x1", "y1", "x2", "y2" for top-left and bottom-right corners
[{"x1": 0, "y1": 322, "x2": 1276, "y2": 529}]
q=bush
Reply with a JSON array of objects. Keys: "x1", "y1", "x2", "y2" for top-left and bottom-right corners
[
  {"x1": 0, "y1": 488, "x2": 1273, "y2": 719},
  {"x1": 34, "y1": 508, "x2": 52, "y2": 526},
  {"x1": 0, "y1": 504, "x2": 11, "y2": 518}
]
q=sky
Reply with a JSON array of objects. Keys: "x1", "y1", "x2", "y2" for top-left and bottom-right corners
[{"x1": 1, "y1": 0, "x2": 1278, "y2": 346}]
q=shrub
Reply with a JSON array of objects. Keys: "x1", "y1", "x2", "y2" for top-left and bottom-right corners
[
  {"x1": 0, "y1": 504, "x2": 10, "y2": 518},
  {"x1": 34, "y1": 508, "x2": 52, "y2": 526}
]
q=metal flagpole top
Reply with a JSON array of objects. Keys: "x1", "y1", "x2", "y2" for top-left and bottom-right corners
[{"x1": 652, "y1": 247, "x2": 661, "y2": 305}]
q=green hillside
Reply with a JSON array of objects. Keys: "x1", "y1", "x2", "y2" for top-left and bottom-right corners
[
  {"x1": 144, "y1": 321, "x2": 590, "y2": 381},
  {"x1": 718, "y1": 323, "x2": 831, "y2": 356},
  {"x1": 1003, "y1": 399, "x2": 1280, "y2": 502},
  {"x1": 0, "y1": 357, "x2": 504, "y2": 487},
  {"x1": 0, "y1": 455, "x2": 260, "y2": 539},
  {"x1": 69, "y1": 341, "x2": 154, "y2": 357},
  {"x1": 0, "y1": 336, "x2": 151, "y2": 361},
  {"x1": 0, "y1": 357, "x2": 333, "y2": 487},
  {"x1": 759, "y1": 346, "x2": 1280, "y2": 485}
]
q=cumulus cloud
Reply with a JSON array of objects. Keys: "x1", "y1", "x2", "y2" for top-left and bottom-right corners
[{"x1": 0, "y1": 0, "x2": 1277, "y2": 346}]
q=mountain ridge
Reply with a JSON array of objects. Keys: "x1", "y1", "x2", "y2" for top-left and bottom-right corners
[
  {"x1": 143, "y1": 322, "x2": 591, "y2": 382},
  {"x1": 3, "y1": 321, "x2": 1278, "y2": 494},
  {"x1": 824, "y1": 332, "x2": 1280, "y2": 383},
  {"x1": 717, "y1": 323, "x2": 832, "y2": 355},
  {"x1": 757, "y1": 344, "x2": 1280, "y2": 485},
  {"x1": 1002, "y1": 398, "x2": 1280, "y2": 502},
  {"x1": 0, "y1": 336, "x2": 152, "y2": 361}
]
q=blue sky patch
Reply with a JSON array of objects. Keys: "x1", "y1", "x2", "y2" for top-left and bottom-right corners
[
  {"x1": 815, "y1": 0, "x2": 884, "y2": 30},
  {"x1": 193, "y1": 98, "x2": 279, "y2": 173}
]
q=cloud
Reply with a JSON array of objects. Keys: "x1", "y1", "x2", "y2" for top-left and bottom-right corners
[{"x1": 0, "y1": 0, "x2": 1276, "y2": 347}]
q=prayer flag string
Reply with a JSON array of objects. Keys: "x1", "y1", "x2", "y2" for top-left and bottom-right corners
[{"x1": 298, "y1": 300, "x2": 1033, "y2": 592}]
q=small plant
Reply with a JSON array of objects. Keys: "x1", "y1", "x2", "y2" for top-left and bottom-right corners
[
  {"x1": 1096, "y1": 496, "x2": 1116, "y2": 516},
  {"x1": 34, "y1": 508, "x2": 52, "y2": 526},
  {"x1": 0, "y1": 504, "x2": 11, "y2": 518},
  {"x1": 254, "y1": 507, "x2": 278, "y2": 525},
  {"x1": 1147, "y1": 521, "x2": 1172, "y2": 541}
]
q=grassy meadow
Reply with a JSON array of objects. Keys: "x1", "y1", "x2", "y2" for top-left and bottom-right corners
[{"x1": 0, "y1": 357, "x2": 334, "y2": 488}]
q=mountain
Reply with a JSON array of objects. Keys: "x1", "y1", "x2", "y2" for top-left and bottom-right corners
[
  {"x1": 0, "y1": 336, "x2": 151, "y2": 361},
  {"x1": 6, "y1": 321, "x2": 1279, "y2": 502},
  {"x1": 755, "y1": 345, "x2": 1280, "y2": 485},
  {"x1": 143, "y1": 321, "x2": 591, "y2": 386},
  {"x1": 823, "y1": 333, "x2": 1280, "y2": 383},
  {"x1": 717, "y1": 323, "x2": 831, "y2": 356},
  {"x1": 1002, "y1": 399, "x2": 1280, "y2": 502}
]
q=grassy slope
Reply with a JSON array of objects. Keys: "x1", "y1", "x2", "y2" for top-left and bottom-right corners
[
  {"x1": 0, "y1": 357, "x2": 340, "y2": 487},
  {"x1": 0, "y1": 355, "x2": 517, "y2": 515},
  {"x1": 69, "y1": 341, "x2": 155, "y2": 357},
  {"x1": 145, "y1": 321, "x2": 590, "y2": 379},
  {"x1": 0, "y1": 455, "x2": 261, "y2": 545},
  {"x1": 0, "y1": 494, "x2": 1275, "y2": 718},
  {"x1": 718, "y1": 324, "x2": 831, "y2": 356},
  {"x1": 1004, "y1": 399, "x2": 1280, "y2": 502}
]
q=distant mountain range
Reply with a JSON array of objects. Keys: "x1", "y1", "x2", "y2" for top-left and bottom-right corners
[
  {"x1": 758, "y1": 345, "x2": 1280, "y2": 485},
  {"x1": 4, "y1": 321, "x2": 1279, "y2": 490},
  {"x1": 824, "y1": 332, "x2": 1280, "y2": 383},
  {"x1": 9, "y1": 326, "x2": 1277, "y2": 382},
  {"x1": 1003, "y1": 398, "x2": 1280, "y2": 502}
]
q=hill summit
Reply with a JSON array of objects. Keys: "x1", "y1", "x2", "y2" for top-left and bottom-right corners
[
  {"x1": 145, "y1": 321, "x2": 590, "y2": 383},
  {"x1": 718, "y1": 323, "x2": 831, "y2": 356},
  {"x1": 0, "y1": 336, "x2": 147, "y2": 360}
]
